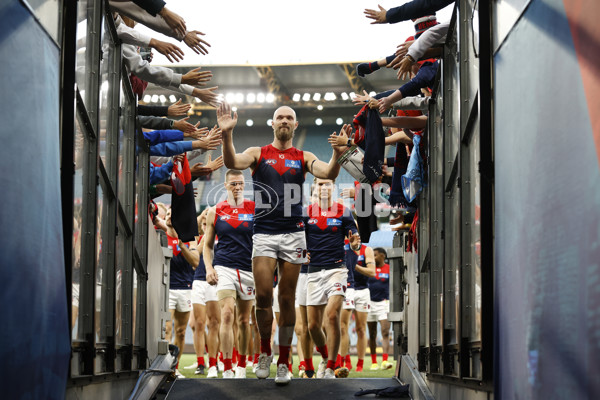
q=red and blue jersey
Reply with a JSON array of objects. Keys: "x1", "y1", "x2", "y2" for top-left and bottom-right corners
[
  {"x1": 368, "y1": 263, "x2": 390, "y2": 301},
  {"x1": 347, "y1": 244, "x2": 370, "y2": 290},
  {"x1": 304, "y1": 202, "x2": 358, "y2": 267},
  {"x1": 167, "y1": 234, "x2": 194, "y2": 289},
  {"x1": 252, "y1": 144, "x2": 305, "y2": 234},
  {"x1": 212, "y1": 199, "x2": 255, "y2": 272}
]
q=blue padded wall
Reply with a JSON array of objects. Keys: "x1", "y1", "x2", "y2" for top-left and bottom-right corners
[
  {"x1": 495, "y1": 0, "x2": 600, "y2": 398},
  {"x1": 0, "y1": 1, "x2": 70, "y2": 398}
]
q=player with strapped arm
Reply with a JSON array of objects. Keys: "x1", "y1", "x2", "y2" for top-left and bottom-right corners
[{"x1": 216, "y1": 102, "x2": 351, "y2": 385}]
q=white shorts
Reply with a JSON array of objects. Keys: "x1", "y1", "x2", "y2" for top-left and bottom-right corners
[
  {"x1": 273, "y1": 284, "x2": 280, "y2": 314},
  {"x1": 169, "y1": 289, "x2": 192, "y2": 312},
  {"x1": 191, "y1": 280, "x2": 218, "y2": 305},
  {"x1": 367, "y1": 299, "x2": 389, "y2": 322},
  {"x1": 343, "y1": 288, "x2": 355, "y2": 310},
  {"x1": 215, "y1": 265, "x2": 255, "y2": 300},
  {"x1": 252, "y1": 232, "x2": 308, "y2": 264},
  {"x1": 306, "y1": 267, "x2": 348, "y2": 306},
  {"x1": 296, "y1": 273, "x2": 308, "y2": 307},
  {"x1": 353, "y1": 288, "x2": 371, "y2": 313}
]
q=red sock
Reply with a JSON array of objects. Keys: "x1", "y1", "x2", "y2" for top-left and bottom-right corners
[
  {"x1": 223, "y1": 358, "x2": 233, "y2": 371},
  {"x1": 260, "y1": 339, "x2": 272, "y2": 356},
  {"x1": 232, "y1": 348, "x2": 238, "y2": 364},
  {"x1": 305, "y1": 357, "x2": 314, "y2": 371},
  {"x1": 335, "y1": 354, "x2": 343, "y2": 369},
  {"x1": 383, "y1": 354, "x2": 388, "y2": 362},
  {"x1": 278, "y1": 345, "x2": 291, "y2": 366},
  {"x1": 175, "y1": 361, "x2": 179, "y2": 370},
  {"x1": 197, "y1": 356, "x2": 205, "y2": 366},
  {"x1": 371, "y1": 353, "x2": 377, "y2": 364},
  {"x1": 357, "y1": 359, "x2": 364, "y2": 368},
  {"x1": 299, "y1": 360, "x2": 306, "y2": 370},
  {"x1": 345, "y1": 355, "x2": 352, "y2": 369},
  {"x1": 254, "y1": 353, "x2": 260, "y2": 364},
  {"x1": 209, "y1": 357, "x2": 217, "y2": 367},
  {"x1": 219, "y1": 352, "x2": 224, "y2": 362},
  {"x1": 316, "y1": 345, "x2": 328, "y2": 360},
  {"x1": 327, "y1": 360, "x2": 336, "y2": 370},
  {"x1": 238, "y1": 355, "x2": 247, "y2": 368}
]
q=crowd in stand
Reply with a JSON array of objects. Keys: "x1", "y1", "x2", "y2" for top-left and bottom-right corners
[{"x1": 109, "y1": 0, "x2": 453, "y2": 385}]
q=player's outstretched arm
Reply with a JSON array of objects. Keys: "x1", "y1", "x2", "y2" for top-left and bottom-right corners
[
  {"x1": 307, "y1": 124, "x2": 352, "y2": 179},
  {"x1": 217, "y1": 102, "x2": 259, "y2": 170}
]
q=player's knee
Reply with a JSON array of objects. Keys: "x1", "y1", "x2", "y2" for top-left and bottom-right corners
[
  {"x1": 175, "y1": 326, "x2": 186, "y2": 339},
  {"x1": 238, "y1": 314, "x2": 250, "y2": 327},
  {"x1": 196, "y1": 320, "x2": 206, "y2": 331},
  {"x1": 207, "y1": 317, "x2": 219, "y2": 330},
  {"x1": 308, "y1": 320, "x2": 321, "y2": 333},
  {"x1": 255, "y1": 294, "x2": 271, "y2": 309},
  {"x1": 222, "y1": 309, "x2": 234, "y2": 326},
  {"x1": 279, "y1": 293, "x2": 294, "y2": 308}
]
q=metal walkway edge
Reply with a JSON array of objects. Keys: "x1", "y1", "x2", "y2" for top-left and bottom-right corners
[{"x1": 163, "y1": 378, "x2": 406, "y2": 400}]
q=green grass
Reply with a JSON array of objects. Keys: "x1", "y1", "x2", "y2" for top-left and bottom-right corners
[{"x1": 177, "y1": 354, "x2": 396, "y2": 379}]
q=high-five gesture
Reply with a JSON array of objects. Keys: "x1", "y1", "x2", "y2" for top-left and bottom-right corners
[
  {"x1": 217, "y1": 102, "x2": 238, "y2": 132},
  {"x1": 167, "y1": 99, "x2": 191, "y2": 116},
  {"x1": 184, "y1": 31, "x2": 211, "y2": 55},
  {"x1": 192, "y1": 87, "x2": 220, "y2": 108},
  {"x1": 328, "y1": 124, "x2": 353, "y2": 153},
  {"x1": 190, "y1": 154, "x2": 224, "y2": 176},
  {"x1": 364, "y1": 5, "x2": 388, "y2": 24},
  {"x1": 181, "y1": 67, "x2": 212, "y2": 86}
]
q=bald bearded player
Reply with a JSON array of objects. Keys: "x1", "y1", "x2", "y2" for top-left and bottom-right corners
[{"x1": 217, "y1": 102, "x2": 352, "y2": 385}]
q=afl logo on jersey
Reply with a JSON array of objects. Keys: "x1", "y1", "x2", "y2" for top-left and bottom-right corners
[
  {"x1": 308, "y1": 218, "x2": 318, "y2": 225},
  {"x1": 265, "y1": 159, "x2": 277, "y2": 165},
  {"x1": 220, "y1": 215, "x2": 231, "y2": 221}
]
